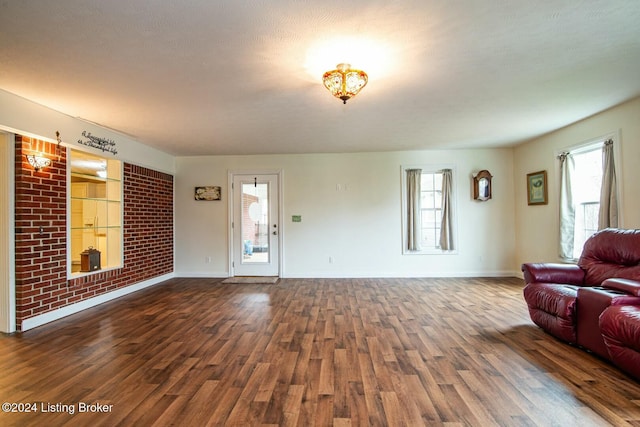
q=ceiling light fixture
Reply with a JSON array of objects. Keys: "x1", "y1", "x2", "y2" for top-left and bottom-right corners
[
  {"x1": 26, "y1": 154, "x2": 52, "y2": 172},
  {"x1": 322, "y1": 63, "x2": 368, "y2": 104}
]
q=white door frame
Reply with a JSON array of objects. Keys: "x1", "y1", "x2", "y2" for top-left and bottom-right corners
[
  {"x1": 0, "y1": 132, "x2": 16, "y2": 333},
  {"x1": 227, "y1": 169, "x2": 283, "y2": 277}
]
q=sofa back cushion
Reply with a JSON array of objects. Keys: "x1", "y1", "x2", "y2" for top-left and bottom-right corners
[{"x1": 578, "y1": 228, "x2": 640, "y2": 285}]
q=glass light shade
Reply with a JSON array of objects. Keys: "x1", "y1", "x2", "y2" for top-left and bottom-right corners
[
  {"x1": 25, "y1": 154, "x2": 51, "y2": 171},
  {"x1": 322, "y1": 63, "x2": 368, "y2": 104}
]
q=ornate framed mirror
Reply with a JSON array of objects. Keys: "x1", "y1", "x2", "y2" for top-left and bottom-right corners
[{"x1": 473, "y1": 170, "x2": 492, "y2": 201}]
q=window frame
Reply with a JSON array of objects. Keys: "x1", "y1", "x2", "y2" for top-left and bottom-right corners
[
  {"x1": 67, "y1": 148, "x2": 124, "y2": 278},
  {"x1": 556, "y1": 130, "x2": 623, "y2": 262},
  {"x1": 401, "y1": 164, "x2": 458, "y2": 255}
]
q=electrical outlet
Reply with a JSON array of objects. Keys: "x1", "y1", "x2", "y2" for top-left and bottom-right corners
[
  {"x1": 329, "y1": 256, "x2": 334, "y2": 264},
  {"x1": 206, "y1": 256, "x2": 212, "y2": 263}
]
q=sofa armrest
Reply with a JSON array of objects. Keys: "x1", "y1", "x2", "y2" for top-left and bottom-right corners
[
  {"x1": 521, "y1": 263, "x2": 585, "y2": 285},
  {"x1": 602, "y1": 278, "x2": 640, "y2": 296}
]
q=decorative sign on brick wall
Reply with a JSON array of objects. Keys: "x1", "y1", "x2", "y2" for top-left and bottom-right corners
[{"x1": 77, "y1": 131, "x2": 118, "y2": 155}]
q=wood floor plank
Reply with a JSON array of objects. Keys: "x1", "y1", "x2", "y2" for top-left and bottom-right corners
[
  {"x1": 1, "y1": 277, "x2": 640, "y2": 426},
  {"x1": 332, "y1": 349, "x2": 350, "y2": 419},
  {"x1": 380, "y1": 391, "x2": 403, "y2": 426},
  {"x1": 402, "y1": 371, "x2": 441, "y2": 423},
  {"x1": 357, "y1": 352, "x2": 388, "y2": 426},
  {"x1": 280, "y1": 384, "x2": 304, "y2": 427}
]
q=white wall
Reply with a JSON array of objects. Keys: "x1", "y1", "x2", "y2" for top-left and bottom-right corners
[
  {"x1": 175, "y1": 148, "x2": 518, "y2": 278},
  {"x1": 514, "y1": 96, "x2": 640, "y2": 267}
]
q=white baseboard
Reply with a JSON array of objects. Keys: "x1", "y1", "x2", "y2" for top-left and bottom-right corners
[
  {"x1": 20, "y1": 273, "x2": 175, "y2": 331},
  {"x1": 281, "y1": 270, "x2": 522, "y2": 279},
  {"x1": 175, "y1": 271, "x2": 521, "y2": 279}
]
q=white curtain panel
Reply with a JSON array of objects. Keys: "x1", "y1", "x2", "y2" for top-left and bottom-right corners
[
  {"x1": 439, "y1": 169, "x2": 454, "y2": 251},
  {"x1": 598, "y1": 140, "x2": 619, "y2": 229},
  {"x1": 558, "y1": 152, "x2": 575, "y2": 261},
  {"x1": 406, "y1": 169, "x2": 422, "y2": 251}
]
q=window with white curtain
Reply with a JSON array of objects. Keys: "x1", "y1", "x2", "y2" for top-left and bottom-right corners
[
  {"x1": 401, "y1": 165, "x2": 456, "y2": 254},
  {"x1": 558, "y1": 135, "x2": 620, "y2": 261}
]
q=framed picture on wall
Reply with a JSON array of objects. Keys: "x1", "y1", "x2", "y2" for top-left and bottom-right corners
[
  {"x1": 195, "y1": 186, "x2": 221, "y2": 201},
  {"x1": 526, "y1": 171, "x2": 547, "y2": 205}
]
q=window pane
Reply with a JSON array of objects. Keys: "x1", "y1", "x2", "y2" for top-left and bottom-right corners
[
  {"x1": 419, "y1": 173, "x2": 443, "y2": 248},
  {"x1": 421, "y1": 209, "x2": 437, "y2": 227},
  {"x1": 241, "y1": 182, "x2": 270, "y2": 264},
  {"x1": 421, "y1": 191, "x2": 434, "y2": 209},
  {"x1": 572, "y1": 149, "x2": 602, "y2": 203},
  {"x1": 434, "y1": 173, "x2": 442, "y2": 189},
  {"x1": 421, "y1": 228, "x2": 437, "y2": 248},
  {"x1": 434, "y1": 190, "x2": 442, "y2": 209},
  {"x1": 571, "y1": 147, "x2": 603, "y2": 259},
  {"x1": 583, "y1": 202, "x2": 599, "y2": 234},
  {"x1": 421, "y1": 174, "x2": 433, "y2": 189}
]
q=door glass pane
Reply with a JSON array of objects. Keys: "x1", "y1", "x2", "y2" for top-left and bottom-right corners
[{"x1": 241, "y1": 182, "x2": 269, "y2": 264}]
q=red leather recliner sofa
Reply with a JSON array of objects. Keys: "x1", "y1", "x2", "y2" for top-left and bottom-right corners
[{"x1": 522, "y1": 228, "x2": 640, "y2": 379}]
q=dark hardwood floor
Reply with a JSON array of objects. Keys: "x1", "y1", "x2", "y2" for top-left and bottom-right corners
[{"x1": 1, "y1": 277, "x2": 640, "y2": 426}]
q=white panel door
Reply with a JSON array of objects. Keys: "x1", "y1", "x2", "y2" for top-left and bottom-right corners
[{"x1": 232, "y1": 174, "x2": 279, "y2": 276}]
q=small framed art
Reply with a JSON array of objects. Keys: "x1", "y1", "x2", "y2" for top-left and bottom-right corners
[
  {"x1": 195, "y1": 186, "x2": 221, "y2": 201},
  {"x1": 526, "y1": 171, "x2": 547, "y2": 205}
]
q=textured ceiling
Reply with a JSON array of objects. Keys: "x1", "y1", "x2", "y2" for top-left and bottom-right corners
[{"x1": 1, "y1": 1, "x2": 639, "y2": 156}]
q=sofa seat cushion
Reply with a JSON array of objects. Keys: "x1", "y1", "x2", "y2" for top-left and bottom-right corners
[
  {"x1": 523, "y1": 283, "x2": 579, "y2": 343},
  {"x1": 600, "y1": 305, "x2": 640, "y2": 380}
]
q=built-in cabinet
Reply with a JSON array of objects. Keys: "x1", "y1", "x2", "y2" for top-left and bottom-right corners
[{"x1": 69, "y1": 151, "x2": 122, "y2": 275}]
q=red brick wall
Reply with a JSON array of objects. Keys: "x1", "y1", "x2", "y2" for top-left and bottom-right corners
[
  {"x1": 14, "y1": 135, "x2": 174, "y2": 330},
  {"x1": 120, "y1": 164, "x2": 174, "y2": 282},
  {"x1": 14, "y1": 136, "x2": 68, "y2": 326}
]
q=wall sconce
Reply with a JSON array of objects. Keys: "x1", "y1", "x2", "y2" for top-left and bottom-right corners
[{"x1": 25, "y1": 154, "x2": 52, "y2": 171}]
